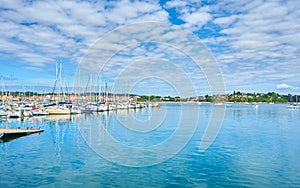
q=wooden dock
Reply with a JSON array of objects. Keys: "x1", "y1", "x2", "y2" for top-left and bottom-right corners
[{"x1": 0, "y1": 128, "x2": 44, "y2": 142}]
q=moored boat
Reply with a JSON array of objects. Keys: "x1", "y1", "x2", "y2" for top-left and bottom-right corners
[
  {"x1": 287, "y1": 104, "x2": 299, "y2": 109},
  {"x1": 46, "y1": 107, "x2": 71, "y2": 115}
]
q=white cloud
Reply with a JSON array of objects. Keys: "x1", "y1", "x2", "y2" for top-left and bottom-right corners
[
  {"x1": 164, "y1": 0, "x2": 212, "y2": 30},
  {"x1": 1, "y1": 0, "x2": 300, "y2": 94},
  {"x1": 164, "y1": 0, "x2": 187, "y2": 10},
  {"x1": 204, "y1": 0, "x2": 300, "y2": 93},
  {"x1": 0, "y1": 0, "x2": 169, "y2": 71},
  {"x1": 213, "y1": 15, "x2": 238, "y2": 27},
  {"x1": 181, "y1": 10, "x2": 212, "y2": 29},
  {"x1": 276, "y1": 83, "x2": 298, "y2": 90},
  {"x1": 75, "y1": 22, "x2": 223, "y2": 97},
  {"x1": 105, "y1": 0, "x2": 168, "y2": 25}
]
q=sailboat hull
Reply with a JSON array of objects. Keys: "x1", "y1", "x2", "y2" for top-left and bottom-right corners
[{"x1": 46, "y1": 109, "x2": 71, "y2": 115}]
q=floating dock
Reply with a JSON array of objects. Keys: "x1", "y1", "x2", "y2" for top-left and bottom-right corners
[{"x1": 0, "y1": 128, "x2": 44, "y2": 142}]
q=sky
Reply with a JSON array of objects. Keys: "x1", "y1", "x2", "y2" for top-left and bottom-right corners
[{"x1": 0, "y1": 0, "x2": 300, "y2": 96}]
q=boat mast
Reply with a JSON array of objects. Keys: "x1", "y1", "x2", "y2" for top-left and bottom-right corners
[
  {"x1": 78, "y1": 70, "x2": 81, "y2": 104},
  {"x1": 105, "y1": 81, "x2": 108, "y2": 103},
  {"x1": 59, "y1": 61, "x2": 63, "y2": 103},
  {"x1": 90, "y1": 74, "x2": 92, "y2": 103},
  {"x1": 9, "y1": 75, "x2": 12, "y2": 103},
  {"x1": 127, "y1": 81, "x2": 130, "y2": 103},
  {"x1": 148, "y1": 88, "x2": 150, "y2": 103},
  {"x1": 98, "y1": 75, "x2": 101, "y2": 103},
  {"x1": 1, "y1": 77, "x2": 3, "y2": 104},
  {"x1": 56, "y1": 61, "x2": 60, "y2": 106}
]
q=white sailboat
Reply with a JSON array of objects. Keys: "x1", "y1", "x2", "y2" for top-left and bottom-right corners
[
  {"x1": 46, "y1": 106, "x2": 71, "y2": 115},
  {"x1": 70, "y1": 106, "x2": 82, "y2": 114},
  {"x1": 287, "y1": 95, "x2": 299, "y2": 109},
  {"x1": 46, "y1": 61, "x2": 71, "y2": 115},
  {"x1": 287, "y1": 104, "x2": 299, "y2": 109},
  {"x1": 32, "y1": 108, "x2": 49, "y2": 116}
]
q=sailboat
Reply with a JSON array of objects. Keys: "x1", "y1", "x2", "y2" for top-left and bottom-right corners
[
  {"x1": 287, "y1": 95, "x2": 299, "y2": 109},
  {"x1": 46, "y1": 61, "x2": 71, "y2": 115},
  {"x1": 287, "y1": 104, "x2": 299, "y2": 109},
  {"x1": 46, "y1": 107, "x2": 70, "y2": 115}
]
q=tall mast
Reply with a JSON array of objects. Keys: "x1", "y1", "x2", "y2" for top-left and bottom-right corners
[
  {"x1": 56, "y1": 60, "x2": 59, "y2": 105},
  {"x1": 10, "y1": 75, "x2": 12, "y2": 102},
  {"x1": 90, "y1": 74, "x2": 92, "y2": 103},
  {"x1": 127, "y1": 81, "x2": 130, "y2": 103},
  {"x1": 59, "y1": 61, "x2": 62, "y2": 103},
  {"x1": 98, "y1": 75, "x2": 101, "y2": 102},
  {"x1": 1, "y1": 77, "x2": 2, "y2": 104},
  {"x1": 1, "y1": 77, "x2": 3, "y2": 104},
  {"x1": 105, "y1": 81, "x2": 108, "y2": 103},
  {"x1": 148, "y1": 88, "x2": 150, "y2": 103},
  {"x1": 78, "y1": 70, "x2": 81, "y2": 104}
]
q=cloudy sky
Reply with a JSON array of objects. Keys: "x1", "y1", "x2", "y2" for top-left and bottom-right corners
[{"x1": 0, "y1": 0, "x2": 299, "y2": 96}]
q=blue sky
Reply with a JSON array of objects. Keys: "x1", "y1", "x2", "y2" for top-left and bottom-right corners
[{"x1": 0, "y1": 0, "x2": 300, "y2": 96}]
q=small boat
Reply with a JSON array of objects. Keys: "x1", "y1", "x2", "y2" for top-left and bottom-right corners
[
  {"x1": 148, "y1": 102, "x2": 161, "y2": 108},
  {"x1": 287, "y1": 95, "x2": 299, "y2": 109},
  {"x1": 213, "y1": 102, "x2": 225, "y2": 106},
  {"x1": 225, "y1": 102, "x2": 234, "y2": 106},
  {"x1": 108, "y1": 104, "x2": 117, "y2": 111},
  {"x1": 32, "y1": 109, "x2": 49, "y2": 116},
  {"x1": 70, "y1": 107, "x2": 82, "y2": 114},
  {"x1": 7, "y1": 111, "x2": 20, "y2": 118},
  {"x1": 0, "y1": 111, "x2": 8, "y2": 120},
  {"x1": 83, "y1": 104, "x2": 98, "y2": 113},
  {"x1": 253, "y1": 104, "x2": 258, "y2": 108},
  {"x1": 128, "y1": 103, "x2": 135, "y2": 109},
  {"x1": 287, "y1": 104, "x2": 299, "y2": 109},
  {"x1": 116, "y1": 103, "x2": 129, "y2": 110}
]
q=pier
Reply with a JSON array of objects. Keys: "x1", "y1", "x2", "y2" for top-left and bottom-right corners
[{"x1": 0, "y1": 128, "x2": 44, "y2": 142}]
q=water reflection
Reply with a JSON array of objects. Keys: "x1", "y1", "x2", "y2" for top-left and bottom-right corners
[{"x1": 0, "y1": 104, "x2": 300, "y2": 187}]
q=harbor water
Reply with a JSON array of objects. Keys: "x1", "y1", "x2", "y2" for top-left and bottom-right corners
[{"x1": 1, "y1": 103, "x2": 300, "y2": 187}]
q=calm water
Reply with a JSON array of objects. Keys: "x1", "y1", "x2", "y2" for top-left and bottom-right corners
[{"x1": 1, "y1": 103, "x2": 300, "y2": 187}]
